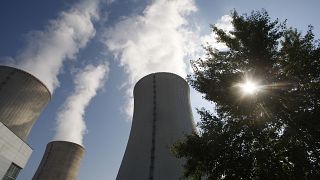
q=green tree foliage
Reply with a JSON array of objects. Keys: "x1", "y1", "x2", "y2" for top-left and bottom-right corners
[{"x1": 173, "y1": 10, "x2": 320, "y2": 179}]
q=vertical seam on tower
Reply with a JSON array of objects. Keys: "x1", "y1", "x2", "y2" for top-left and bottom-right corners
[{"x1": 148, "y1": 74, "x2": 157, "y2": 180}]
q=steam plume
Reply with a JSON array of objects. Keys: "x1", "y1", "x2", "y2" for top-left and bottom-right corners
[
  {"x1": 53, "y1": 63, "x2": 108, "y2": 145},
  {"x1": 104, "y1": 0, "x2": 198, "y2": 116},
  {"x1": 200, "y1": 15, "x2": 233, "y2": 52},
  {"x1": 5, "y1": 0, "x2": 101, "y2": 93}
]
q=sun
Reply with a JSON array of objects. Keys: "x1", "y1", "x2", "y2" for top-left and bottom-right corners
[{"x1": 239, "y1": 81, "x2": 259, "y2": 95}]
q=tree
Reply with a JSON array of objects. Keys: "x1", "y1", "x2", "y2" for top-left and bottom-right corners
[{"x1": 173, "y1": 10, "x2": 320, "y2": 180}]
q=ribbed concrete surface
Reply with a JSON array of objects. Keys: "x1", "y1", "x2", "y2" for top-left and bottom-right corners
[
  {"x1": 0, "y1": 65, "x2": 51, "y2": 141},
  {"x1": 33, "y1": 141, "x2": 84, "y2": 180},
  {"x1": 117, "y1": 72, "x2": 195, "y2": 180}
]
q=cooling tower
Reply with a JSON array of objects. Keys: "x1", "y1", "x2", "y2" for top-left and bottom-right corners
[
  {"x1": 33, "y1": 141, "x2": 85, "y2": 180},
  {"x1": 0, "y1": 65, "x2": 51, "y2": 141},
  {"x1": 0, "y1": 65, "x2": 51, "y2": 179},
  {"x1": 117, "y1": 72, "x2": 195, "y2": 180}
]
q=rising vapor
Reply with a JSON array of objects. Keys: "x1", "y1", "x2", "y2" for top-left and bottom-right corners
[
  {"x1": 53, "y1": 63, "x2": 108, "y2": 145},
  {"x1": 5, "y1": 0, "x2": 101, "y2": 93},
  {"x1": 104, "y1": 0, "x2": 198, "y2": 116},
  {"x1": 200, "y1": 14, "x2": 233, "y2": 52}
]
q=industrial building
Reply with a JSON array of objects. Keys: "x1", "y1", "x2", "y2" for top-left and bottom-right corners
[
  {"x1": 33, "y1": 141, "x2": 85, "y2": 180},
  {"x1": 117, "y1": 72, "x2": 195, "y2": 180},
  {"x1": 0, "y1": 65, "x2": 51, "y2": 179}
]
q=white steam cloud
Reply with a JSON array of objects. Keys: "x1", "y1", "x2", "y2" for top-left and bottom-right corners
[
  {"x1": 104, "y1": 0, "x2": 198, "y2": 116},
  {"x1": 6, "y1": 0, "x2": 101, "y2": 93},
  {"x1": 200, "y1": 15, "x2": 233, "y2": 52},
  {"x1": 53, "y1": 63, "x2": 108, "y2": 145}
]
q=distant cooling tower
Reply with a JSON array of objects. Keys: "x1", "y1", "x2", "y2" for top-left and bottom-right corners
[
  {"x1": 117, "y1": 72, "x2": 195, "y2": 180},
  {"x1": 0, "y1": 65, "x2": 51, "y2": 141},
  {"x1": 33, "y1": 141, "x2": 85, "y2": 180},
  {"x1": 0, "y1": 65, "x2": 51, "y2": 179}
]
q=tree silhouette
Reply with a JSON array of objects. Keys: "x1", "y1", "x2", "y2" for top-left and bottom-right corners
[{"x1": 173, "y1": 10, "x2": 320, "y2": 180}]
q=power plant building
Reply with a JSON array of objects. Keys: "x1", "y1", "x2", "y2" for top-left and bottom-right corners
[
  {"x1": 0, "y1": 66, "x2": 51, "y2": 179},
  {"x1": 33, "y1": 141, "x2": 85, "y2": 180},
  {"x1": 117, "y1": 72, "x2": 195, "y2": 180}
]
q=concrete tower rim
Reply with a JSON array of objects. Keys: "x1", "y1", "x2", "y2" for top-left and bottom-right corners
[
  {"x1": 134, "y1": 72, "x2": 189, "y2": 94},
  {"x1": 0, "y1": 65, "x2": 52, "y2": 99},
  {"x1": 48, "y1": 141, "x2": 85, "y2": 151}
]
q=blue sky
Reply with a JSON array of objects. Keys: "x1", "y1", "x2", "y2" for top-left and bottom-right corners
[{"x1": 0, "y1": 0, "x2": 319, "y2": 179}]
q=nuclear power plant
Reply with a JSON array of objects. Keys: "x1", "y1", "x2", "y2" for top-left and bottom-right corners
[
  {"x1": 0, "y1": 65, "x2": 51, "y2": 179},
  {"x1": 117, "y1": 72, "x2": 195, "y2": 180},
  {"x1": 0, "y1": 67, "x2": 195, "y2": 179},
  {"x1": 33, "y1": 141, "x2": 85, "y2": 180}
]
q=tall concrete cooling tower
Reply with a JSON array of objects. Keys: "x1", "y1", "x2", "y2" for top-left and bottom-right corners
[
  {"x1": 33, "y1": 141, "x2": 85, "y2": 180},
  {"x1": 0, "y1": 65, "x2": 51, "y2": 179},
  {"x1": 117, "y1": 72, "x2": 195, "y2": 180}
]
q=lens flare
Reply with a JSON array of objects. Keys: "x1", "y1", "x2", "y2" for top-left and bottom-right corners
[{"x1": 239, "y1": 81, "x2": 258, "y2": 95}]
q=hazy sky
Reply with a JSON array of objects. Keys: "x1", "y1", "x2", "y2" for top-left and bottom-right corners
[{"x1": 0, "y1": 0, "x2": 319, "y2": 179}]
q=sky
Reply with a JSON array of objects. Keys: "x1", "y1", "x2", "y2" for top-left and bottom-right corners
[{"x1": 0, "y1": 0, "x2": 319, "y2": 179}]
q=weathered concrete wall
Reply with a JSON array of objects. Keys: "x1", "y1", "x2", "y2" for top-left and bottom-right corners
[
  {"x1": 117, "y1": 72, "x2": 195, "y2": 180},
  {"x1": 0, "y1": 65, "x2": 51, "y2": 141},
  {"x1": 33, "y1": 141, "x2": 85, "y2": 180}
]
